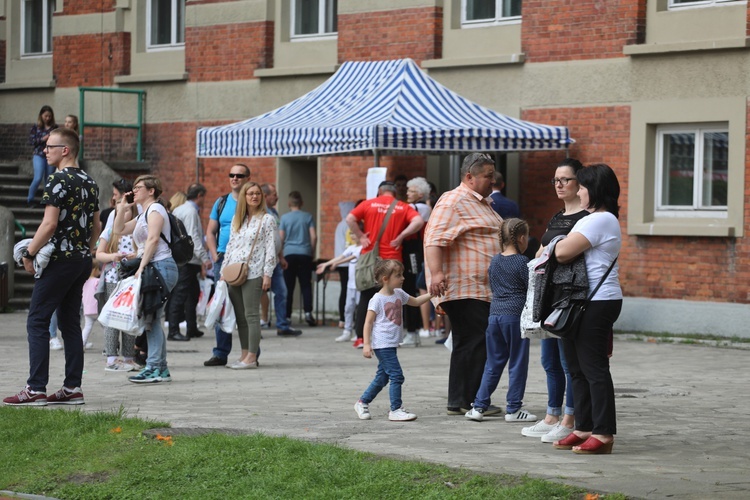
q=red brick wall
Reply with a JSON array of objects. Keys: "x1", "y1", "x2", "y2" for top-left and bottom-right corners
[
  {"x1": 338, "y1": 7, "x2": 442, "y2": 63},
  {"x1": 521, "y1": 0, "x2": 646, "y2": 62},
  {"x1": 521, "y1": 105, "x2": 750, "y2": 303},
  {"x1": 185, "y1": 21, "x2": 273, "y2": 82},
  {"x1": 53, "y1": 32, "x2": 131, "y2": 87},
  {"x1": 58, "y1": 1, "x2": 115, "y2": 15}
]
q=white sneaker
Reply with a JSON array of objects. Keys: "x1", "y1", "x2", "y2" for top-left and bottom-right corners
[
  {"x1": 418, "y1": 328, "x2": 431, "y2": 338},
  {"x1": 465, "y1": 407, "x2": 484, "y2": 422},
  {"x1": 85, "y1": 342, "x2": 94, "y2": 350},
  {"x1": 399, "y1": 332, "x2": 418, "y2": 346},
  {"x1": 389, "y1": 407, "x2": 417, "y2": 421},
  {"x1": 505, "y1": 408, "x2": 538, "y2": 422},
  {"x1": 50, "y1": 337, "x2": 63, "y2": 350},
  {"x1": 335, "y1": 330, "x2": 353, "y2": 342},
  {"x1": 260, "y1": 320, "x2": 270, "y2": 328},
  {"x1": 521, "y1": 419, "x2": 557, "y2": 437},
  {"x1": 105, "y1": 360, "x2": 135, "y2": 372},
  {"x1": 541, "y1": 423, "x2": 574, "y2": 443},
  {"x1": 354, "y1": 400, "x2": 371, "y2": 420}
]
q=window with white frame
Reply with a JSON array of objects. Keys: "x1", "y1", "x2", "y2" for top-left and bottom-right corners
[
  {"x1": 291, "y1": 0, "x2": 338, "y2": 39},
  {"x1": 669, "y1": 0, "x2": 744, "y2": 9},
  {"x1": 462, "y1": 0, "x2": 521, "y2": 26},
  {"x1": 147, "y1": 0, "x2": 185, "y2": 49},
  {"x1": 21, "y1": 0, "x2": 55, "y2": 57},
  {"x1": 656, "y1": 125, "x2": 728, "y2": 214}
]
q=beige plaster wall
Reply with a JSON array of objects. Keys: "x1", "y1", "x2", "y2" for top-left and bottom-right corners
[
  {"x1": 338, "y1": 0, "x2": 439, "y2": 15},
  {"x1": 646, "y1": 0, "x2": 746, "y2": 45}
]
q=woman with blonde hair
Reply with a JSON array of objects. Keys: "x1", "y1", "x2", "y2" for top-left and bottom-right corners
[
  {"x1": 221, "y1": 182, "x2": 276, "y2": 369},
  {"x1": 115, "y1": 175, "x2": 179, "y2": 383}
]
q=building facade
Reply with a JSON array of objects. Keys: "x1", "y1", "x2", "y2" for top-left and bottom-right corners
[{"x1": 1, "y1": 0, "x2": 749, "y2": 334}]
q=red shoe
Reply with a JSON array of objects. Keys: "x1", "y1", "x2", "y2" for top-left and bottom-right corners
[
  {"x1": 553, "y1": 432, "x2": 587, "y2": 450},
  {"x1": 352, "y1": 338, "x2": 364, "y2": 349},
  {"x1": 572, "y1": 436, "x2": 613, "y2": 455},
  {"x1": 47, "y1": 386, "x2": 85, "y2": 405}
]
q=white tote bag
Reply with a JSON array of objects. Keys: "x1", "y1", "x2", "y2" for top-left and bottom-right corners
[
  {"x1": 521, "y1": 259, "x2": 558, "y2": 340},
  {"x1": 98, "y1": 276, "x2": 144, "y2": 336}
]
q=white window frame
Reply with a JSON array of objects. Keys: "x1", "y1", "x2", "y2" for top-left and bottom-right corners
[
  {"x1": 461, "y1": 0, "x2": 521, "y2": 28},
  {"x1": 290, "y1": 0, "x2": 338, "y2": 41},
  {"x1": 655, "y1": 124, "x2": 729, "y2": 218},
  {"x1": 21, "y1": 0, "x2": 54, "y2": 58},
  {"x1": 668, "y1": 0, "x2": 745, "y2": 10},
  {"x1": 146, "y1": 0, "x2": 185, "y2": 51}
]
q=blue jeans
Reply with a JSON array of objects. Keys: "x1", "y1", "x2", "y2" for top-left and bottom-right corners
[
  {"x1": 49, "y1": 310, "x2": 58, "y2": 338},
  {"x1": 28, "y1": 154, "x2": 53, "y2": 204},
  {"x1": 271, "y1": 263, "x2": 290, "y2": 330},
  {"x1": 26, "y1": 257, "x2": 91, "y2": 392},
  {"x1": 360, "y1": 347, "x2": 404, "y2": 411},
  {"x1": 541, "y1": 337, "x2": 574, "y2": 416},
  {"x1": 212, "y1": 254, "x2": 233, "y2": 361},
  {"x1": 473, "y1": 315, "x2": 530, "y2": 413},
  {"x1": 145, "y1": 258, "x2": 178, "y2": 371}
]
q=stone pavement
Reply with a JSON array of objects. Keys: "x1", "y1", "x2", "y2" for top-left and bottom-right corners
[{"x1": 2, "y1": 311, "x2": 749, "y2": 499}]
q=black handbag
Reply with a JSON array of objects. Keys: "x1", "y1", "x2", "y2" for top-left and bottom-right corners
[{"x1": 542, "y1": 257, "x2": 618, "y2": 339}]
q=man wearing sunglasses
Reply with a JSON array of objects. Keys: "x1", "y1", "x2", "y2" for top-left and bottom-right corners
[
  {"x1": 4, "y1": 128, "x2": 100, "y2": 406},
  {"x1": 203, "y1": 164, "x2": 250, "y2": 366}
]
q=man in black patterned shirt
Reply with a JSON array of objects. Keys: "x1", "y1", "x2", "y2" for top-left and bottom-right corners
[{"x1": 4, "y1": 128, "x2": 101, "y2": 406}]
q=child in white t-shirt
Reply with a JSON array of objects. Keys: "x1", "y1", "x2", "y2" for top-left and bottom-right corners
[
  {"x1": 316, "y1": 244, "x2": 362, "y2": 342},
  {"x1": 353, "y1": 259, "x2": 432, "y2": 422}
]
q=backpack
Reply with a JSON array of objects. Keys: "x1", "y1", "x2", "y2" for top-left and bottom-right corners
[{"x1": 145, "y1": 205, "x2": 194, "y2": 266}]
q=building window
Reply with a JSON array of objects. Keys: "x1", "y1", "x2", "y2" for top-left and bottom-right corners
[
  {"x1": 462, "y1": 0, "x2": 521, "y2": 26},
  {"x1": 147, "y1": 0, "x2": 185, "y2": 49},
  {"x1": 656, "y1": 125, "x2": 728, "y2": 214},
  {"x1": 21, "y1": 0, "x2": 55, "y2": 57},
  {"x1": 291, "y1": 0, "x2": 338, "y2": 39},
  {"x1": 669, "y1": 0, "x2": 744, "y2": 9}
]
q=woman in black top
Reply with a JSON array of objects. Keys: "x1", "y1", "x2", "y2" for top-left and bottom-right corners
[{"x1": 520, "y1": 158, "x2": 589, "y2": 444}]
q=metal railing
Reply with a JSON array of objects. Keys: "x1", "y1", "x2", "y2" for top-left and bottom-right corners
[{"x1": 78, "y1": 87, "x2": 146, "y2": 161}]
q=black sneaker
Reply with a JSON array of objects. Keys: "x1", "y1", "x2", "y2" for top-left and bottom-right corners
[
  {"x1": 277, "y1": 328, "x2": 303, "y2": 337},
  {"x1": 304, "y1": 313, "x2": 317, "y2": 327},
  {"x1": 203, "y1": 356, "x2": 227, "y2": 366},
  {"x1": 167, "y1": 332, "x2": 190, "y2": 342}
]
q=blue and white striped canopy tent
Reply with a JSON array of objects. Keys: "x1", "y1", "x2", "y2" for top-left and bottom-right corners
[{"x1": 196, "y1": 59, "x2": 572, "y2": 158}]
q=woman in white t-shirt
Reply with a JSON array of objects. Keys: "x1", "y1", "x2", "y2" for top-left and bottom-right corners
[
  {"x1": 551, "y1": 164, "x2": 622, "y2": 455},
  {"x1": 114, "y1": 175, "x2": 179, "y2": 384}
]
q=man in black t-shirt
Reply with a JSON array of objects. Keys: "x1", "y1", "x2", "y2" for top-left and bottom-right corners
[{"x1": 4, "y1": 128, "x2": 101, "y2": 407}]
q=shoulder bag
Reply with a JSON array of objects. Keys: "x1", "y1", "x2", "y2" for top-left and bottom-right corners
[
  {"x1": 354, "y1": 199, "x2": 398, "y2": 291},
  {"x1": 542, "y1": 257, "x2": 618, "y2": 339},
  {"x1": 221, "y1": 218, "x2": 261, "y2": 287}
]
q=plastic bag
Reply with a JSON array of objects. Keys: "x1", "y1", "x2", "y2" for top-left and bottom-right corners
[
  {"x1": 219, "y1": 294, "x2": 236, "y2": 333},
  {"x1": 521, "y1": 258, "x2": 558, "y2": 340},
  {"x1": 97, "y1": 276, "x2": 144, "y2": 336},
  {"x1": 196, "y1": 277, "x2": 212, "y2": 317},
  {"x1": 204, "y1": 280, "x2": 227, "y2": 329}
]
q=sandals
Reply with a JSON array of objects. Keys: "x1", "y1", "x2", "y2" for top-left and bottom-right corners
[{"x1": 572, "y1": 436, "x2": 614, "y2": 455}]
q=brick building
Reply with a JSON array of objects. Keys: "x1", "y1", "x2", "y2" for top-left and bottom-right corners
[{"x1": 1, "y1": 0, "x2": 749, "y2": 334}]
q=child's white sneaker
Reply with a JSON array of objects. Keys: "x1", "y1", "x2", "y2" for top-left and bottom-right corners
[
  {"x1": 505, "y1": 408, "x2": 537, "y2": 422},
  {"x1": 388, "y1": 407, "x2": 417, "y2": 421},
  {"x1": 335, "y1": 330, "x2": 354, "y2": 342},
  {"x1": 50, "y1": 337, "x2": 63, "y2": 350},
  {"x1": 418, "y1": 328, "x2": 431, "y2": 338},
  {"x1": 465, "y1": 406, "x2": 484, "y2": 422},
  {"x1": 354, "y1": 400, "x2": 371, "y2": 420}
]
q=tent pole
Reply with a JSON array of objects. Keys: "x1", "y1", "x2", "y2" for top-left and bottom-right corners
[{"x1": 373, "y1": 149, "x2": 380, "y2": 168}]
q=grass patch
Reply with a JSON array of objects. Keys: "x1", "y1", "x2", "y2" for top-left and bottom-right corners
[{"x1": 0, "y1": 407, "x2": 624, "y2": 499}]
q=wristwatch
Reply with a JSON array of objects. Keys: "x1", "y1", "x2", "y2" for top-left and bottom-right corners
[{"x1": 22, "y1": 249, "x2": 35, "y2": 260}]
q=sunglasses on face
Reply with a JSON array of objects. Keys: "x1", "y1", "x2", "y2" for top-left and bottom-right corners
[{"x1": 229, "y1": 173, "x2": 248, "y2": 179}]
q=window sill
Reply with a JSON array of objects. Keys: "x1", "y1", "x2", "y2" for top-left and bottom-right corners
[
  {"x1": 0, "y1": 80, "x2": 56, "y2": 91},
  {"x1": 114, "y1": 73, "x2": 188, "y2": 84},
  {"x1": 628, "y1": 220, "x2": 739, "y2": 237},
  {"x1": 421, "y1": 54, "x2": 525, "y2": 69},
  {"x1": 254, "y1": 65, "x2": 339, "y2": 78},
  {"x1": 623, "y1": 37, "x2": 750, "y2": 56}
]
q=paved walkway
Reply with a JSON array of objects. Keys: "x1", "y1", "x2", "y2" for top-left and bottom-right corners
[{"x1": 2, "y1": 311, "x2": 749, "y2": 499}]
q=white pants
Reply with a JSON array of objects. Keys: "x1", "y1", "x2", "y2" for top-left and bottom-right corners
[{"x1": 344, "y1": 286, "x2": 360, "y2": 332}]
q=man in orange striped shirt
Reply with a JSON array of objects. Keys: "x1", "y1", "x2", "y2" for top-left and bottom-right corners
[{"x1": 425, "y1": 153, "x2": 503, "y2": 415}]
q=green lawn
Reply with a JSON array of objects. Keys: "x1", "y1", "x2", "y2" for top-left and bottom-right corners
[{"x1": 0, "y1": 406, "x2": 623, "y2": 499}]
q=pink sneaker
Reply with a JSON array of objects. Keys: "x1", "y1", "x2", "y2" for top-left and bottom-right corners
[
  {"x1": 3, "y1": 386, "x2": 47, "y2": 406},
  {"x1": 46, "y1": 386, "x2": 85, "y2": 405}
]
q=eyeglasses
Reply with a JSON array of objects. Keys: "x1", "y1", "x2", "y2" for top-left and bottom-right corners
[
  {"x1": 551, "y1": 177, "x2": 576, "y2": 186},
  {"x1": 132, "y1": 185, "x2": 145, "y2": 192},
  {"x1": 44, "y1": 144, "x2": 67, "y2": 150},
  {"x1": 246, "y1": 192, "x2": 262, "y2": 197},
  {"x1": 229, "y1": 173, "x2": 248, "y2": 179}
]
